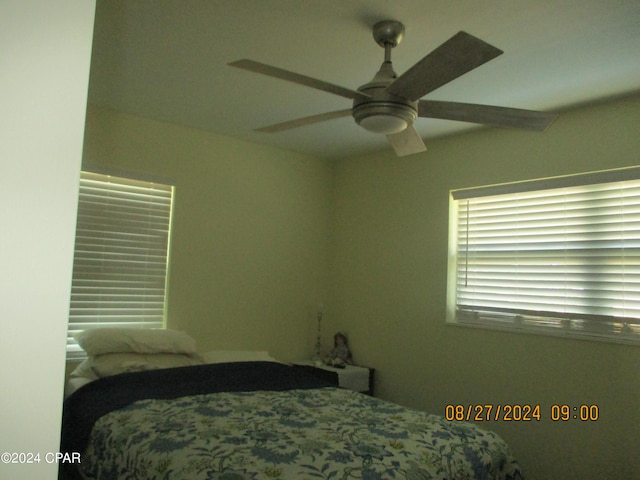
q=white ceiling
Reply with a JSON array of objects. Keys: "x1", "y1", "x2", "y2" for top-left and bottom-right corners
[{"x1": 88, "y1": 0, "x2": 640, "y2": 160}]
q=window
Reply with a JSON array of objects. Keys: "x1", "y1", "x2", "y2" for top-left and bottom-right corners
[
  {"x1": 67, "y1": 171, "x2": 174, "y2": 359},
  {"x1": 447, "y1": 167, "x2": 640, "y2": 344}
]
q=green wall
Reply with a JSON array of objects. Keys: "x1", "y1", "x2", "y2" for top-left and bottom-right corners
[
  {"x1": 329, "y1": 92, "x2": 640, "y2": 480},
  {"x1": 83, "y1": 92, "x2": 640, "y2": 480},
  {"x1": 82, "y1": 106, "x2": 333, "y2": 361}
]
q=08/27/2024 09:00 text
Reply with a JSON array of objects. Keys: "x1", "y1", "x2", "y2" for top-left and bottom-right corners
[{"x1": 444, "y1": 404, "x2": 599, "y2": 422}]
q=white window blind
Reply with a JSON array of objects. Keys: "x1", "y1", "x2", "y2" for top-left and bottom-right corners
[
  {"x1": 67, "y1": 171, "x2": 174, "y2": 359},
  {"x1": 448, "y1": 168, "x2": 640, "y2": 344}
]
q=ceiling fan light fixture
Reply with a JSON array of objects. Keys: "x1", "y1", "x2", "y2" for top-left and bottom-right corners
[
  {"x1": 358, "y1": 114, "x2": 408, "y2": 134},
  {"x1": 353, "y1": 102, "x2": 417, "y2": 135}
]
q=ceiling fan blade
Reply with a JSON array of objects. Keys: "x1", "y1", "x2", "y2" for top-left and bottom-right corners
[
  {"x1": 255, "y1": 109, "x2": 353, "y2": 133},
  {"x1": 386, "y1": 125, "x2": 427, "y2": 157},
  {"x1": 387, "y1": 31, "x2": 503, "y2": 101},
  {"x1": 229, "y1": 59, "x2": 370, "y2": 102},
  {"x1": 419, "y1": 100, "x2": 558, "y2": 130}
]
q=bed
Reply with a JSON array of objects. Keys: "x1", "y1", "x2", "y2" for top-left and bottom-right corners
[{"x1": 60, "y1": 329, "x2": 524, "y2": 480}]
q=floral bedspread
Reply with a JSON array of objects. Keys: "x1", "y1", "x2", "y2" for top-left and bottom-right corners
[{"x1": 79, "y1": 387, "x2": 523, "y2": 480}]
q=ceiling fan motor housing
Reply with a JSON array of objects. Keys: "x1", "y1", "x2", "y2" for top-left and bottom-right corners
[{"x1": 353, "y1": 61, "x2": 418, "y2": 134}]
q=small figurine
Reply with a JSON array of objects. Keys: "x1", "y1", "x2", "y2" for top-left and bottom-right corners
[{"x1": 325, "y1": 332, "x2": 352, "y2": 367}]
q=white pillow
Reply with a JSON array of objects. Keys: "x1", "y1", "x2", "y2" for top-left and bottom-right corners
[
  {"x1": 202, "y1": 350, "x2": 278, "y2": 364},
  {"x1": 74, "y1": 328, "x2": 197, "y2": 356},
  {"x1": 71, "y1": 352, "x2": 204, "y2": 379}
]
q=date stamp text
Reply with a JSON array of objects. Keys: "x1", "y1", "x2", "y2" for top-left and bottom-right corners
[{"x1": 445, "y1": 404, "x2": 599, "y2": 422}]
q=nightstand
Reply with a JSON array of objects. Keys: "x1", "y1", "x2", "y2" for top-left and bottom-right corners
[{"x1": 292, "y1": 360, "x2": 375, "y2": 395}]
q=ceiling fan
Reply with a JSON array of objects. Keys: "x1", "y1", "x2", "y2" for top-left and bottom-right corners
[{"x1": 229, "y1": 20, "x2": 558, "y2": 157}]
